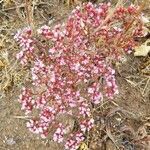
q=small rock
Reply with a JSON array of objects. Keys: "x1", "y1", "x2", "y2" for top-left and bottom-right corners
[{"x1": 5, "y1": 138, "x2": 16, "y2": 145}]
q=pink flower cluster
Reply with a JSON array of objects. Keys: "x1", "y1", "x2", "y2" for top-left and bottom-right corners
[
  {"x1": 53, "y1": 123, "x2": 66, "y2": 143},
  {"x1": 65, "y1": 132, "x2": 85, "y2": 150},
  {"x1": 15, "y1": 2, "x2": 143, "y2": 150},
  {"x1": 18, "y1": 87, "x2": 35, "y2": 114},
  {"x1": 80, "y1": 118, "x2": 94, "y2": 132},
  {"x1": 14, "y1": 27, "x2": 34, "y2": 65}
]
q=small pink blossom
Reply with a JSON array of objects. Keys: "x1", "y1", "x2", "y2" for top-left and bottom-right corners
[
  {"x1": 65, "y1": 132, "x2": 85, "y2": 150},
  {"x1": 53, "y1": 123, "x2": 65, "y2": 143}
]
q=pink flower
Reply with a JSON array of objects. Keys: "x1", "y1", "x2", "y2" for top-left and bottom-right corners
[
  {"x1": 65, "y1": 132, "x2": 85, "y2": 150},
  {"x1": 80, "y1": 118, "x2": 94, "y2": 132},
  {"x1": 53, "y1": 123, "x2": 65, "y2": 143}
]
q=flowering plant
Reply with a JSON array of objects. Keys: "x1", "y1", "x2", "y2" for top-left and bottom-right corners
[{"x1": 15, "y1": 2, "x2": 143, "y2": 149}]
